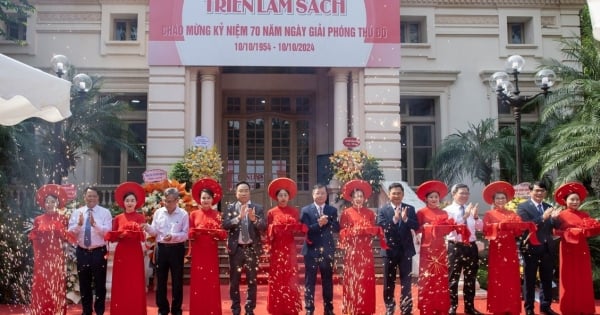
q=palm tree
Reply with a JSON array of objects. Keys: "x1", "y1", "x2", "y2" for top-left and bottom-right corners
[
  {"x1": 539, "y1": 79, "x2": 600, "y2": 190},
  {"x1": 538, "y1": 5, "x2": 600, "y2": 194},
  {"x1": 35, "y1": 75, "x2": 144, "y2": 184},
  {"x1": 431, "y1": 118, "x2": 513, "y2": 186},
  {"x1": 491, "y1": 120, "x2": 549, "y2": 184}
]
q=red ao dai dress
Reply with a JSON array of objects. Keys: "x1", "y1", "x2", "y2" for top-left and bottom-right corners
[
  {"x1": 339, "y1": 206, "x2": 379, "y2": 315},
  {"x1": 188, "y1": 207, "x2": 227, "y2": 315},
  {"x1": 416, "y1": 207, "x2": 467, "y2": 315},
  {"x1": 266, "y1": 205, "x2": 305, "y2": 315},
  {"x1": 29, "y1": 212, "x2": 74, "y2": 315},
  {"x1": 105, "y1": 212, "x2": 147, "y2": 315},
  {"x1": 555, "y1": 209, "x2": 600, "y2": 315},
  {"x1": 483, "y1": 209, "x2": 532, "y2": 315}
]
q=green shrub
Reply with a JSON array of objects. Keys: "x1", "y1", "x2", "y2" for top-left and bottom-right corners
[
  {"x1": 169, "y1": 161, "x2": 192, "y2": 190},
  {"x1": 476, "y1": 234, "x2": 489, "y2": 290}
]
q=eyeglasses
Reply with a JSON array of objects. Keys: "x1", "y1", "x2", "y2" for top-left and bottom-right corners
[{"x1": 164, "y1": 198, "x2": 178, "y2": 203}]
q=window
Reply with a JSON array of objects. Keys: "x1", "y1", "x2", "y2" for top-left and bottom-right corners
[
  {"x1": 101, "y1": 6, "x2": 146, "y2": 55},
  {"x1": 3, "y1": 13, "x2": 27, "y2": 41},
  {"x1": 99, "y1": 95, "x2": 147, "y2": 184},
  {"x1": 401, "y1": 16, "x2": 426, "y2": 43},
  {"x1": 399, "y1": 97, "x2": 437, "y2": 186},
  {"x1": 508, "y1": 23, "x2": 524, "y2": 44},
  {"x1": 507, "y1": 17, "x2": 532, "y2": 44},
  {"x1": 112, "y1": 14, "x2": 137, "y2": 41}
]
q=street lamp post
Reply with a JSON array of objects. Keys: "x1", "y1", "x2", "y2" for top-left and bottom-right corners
[
  {"x1": 48, "y1": 54, "x2": 93, "y2": 184},
  {"x1": 490, "y1": 55, "x2": 556, "y2": 184}
]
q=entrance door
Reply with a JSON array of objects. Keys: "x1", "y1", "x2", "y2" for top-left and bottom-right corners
[{"x1": 222, "y1": 94, "x2": 314, "y2": 209}]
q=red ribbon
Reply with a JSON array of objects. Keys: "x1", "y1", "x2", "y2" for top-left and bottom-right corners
[
  {"x1": 553, "y1": 211, "x2": 600, "y2": 243},
  {"x1": 555, "y1": 225, "x2": 600, "y2": 244},
  {"x1": 189, "y1": 228, "x2": 227, "y2": 240},
  {"x1": 420, "y1": 219, "x2": 471, "y2": 247},
  {"x1": 338, "y1": 226, "x2": 388, "y2": 250},
  {"x1": 267, "y1": 223, "x2": 307, "y2": 243},
  {"x1": 104, "y1": 229, "x2": 145, "y2": 242},
  {"x1": 485, "y1": 221, "x2": 540, "y2": 245}
]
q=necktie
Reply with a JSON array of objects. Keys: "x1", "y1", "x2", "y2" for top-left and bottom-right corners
[
  {"x1": 318, "y1": 206, "x2": 323, "y2": 217},
  {"x1": 241, "y1": 209, "x2": 251, "y2": 243},
  {"x1": 460, "y1": 205, "x2": 465, "y2": 217},
  {"x1": 537, "y1": 204, "x2": 544, "y2": 215},
  {"x1": 84, "y1": 209, "x2": 92, "y2": 247}
]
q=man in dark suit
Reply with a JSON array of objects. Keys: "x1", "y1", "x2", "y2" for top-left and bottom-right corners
[
  {"x1": 222, "y1": 181, "x2": 267, "y2": 315},
  {"x1": 517, "y1": 181, "x2": 560, "y2": 315},
  {"x1": 301, "y1": 184, "x2": 340, "y2": 315},
  {"x1": 376, "y1": 182, "x2": 419, "y2": 315}
]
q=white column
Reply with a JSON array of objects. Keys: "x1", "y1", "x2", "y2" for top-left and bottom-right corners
[
  {"x1": 331, "y1": 69, "x2": 349, "y2": 152},
  {"x1": 350, "y1": 69, "x2": 361, "y2": 138},
  {"x1": 200, "y1": 69, "x2": 217, "y2": 146},
  {"x1": 146, "y1": 66, "x2": 186, "y2": 170},
  {"x1": 186, "y1": 69, "x2": 198, "y2": 146}
]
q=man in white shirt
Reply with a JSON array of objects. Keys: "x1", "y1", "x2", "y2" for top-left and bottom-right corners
[
  {"x1": 444, "y1": 184, "x2": 483, "y2": 315},
  {"x1": 68, "y1": 186, "x2": 112, "y2": 315},
  {"x1": 145, "y1": 187, "x2": 189, "y2": 315}
]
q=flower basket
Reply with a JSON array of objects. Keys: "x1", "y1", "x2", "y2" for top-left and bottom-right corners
[
  {"x1": 329, "y1": 149, "x2": 384, "y2": 195},
  {"x1": 182, "y1": 146, "x2": 224, "y2": 182},
  {"x1": 505, "y1": 197, "x2": 527, "y2": 212}
]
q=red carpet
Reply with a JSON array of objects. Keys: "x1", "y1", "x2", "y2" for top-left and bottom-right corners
[{"x1": 1, "y1": 284, "x2": 597, "y2": 314}]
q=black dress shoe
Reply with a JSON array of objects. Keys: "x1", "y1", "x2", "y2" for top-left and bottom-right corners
[
  {"x1": 464, "y1": 307, "x2": 484, "y2": 315},
  {"x1": 305, "y1": 311, "x2": 314, "y2": 315},
  {"x1": 525, "y1": 310, "x2": 535, "y2": 315},
  {"x1": 541, "y1": 308, "x2": 559, "y2": 315},
  {"x1": 324, "y1": 310, "x2": 335, "y2": 315},
  {"x1": 448, "y1": 306, "x2": 457, "y2": 315}
]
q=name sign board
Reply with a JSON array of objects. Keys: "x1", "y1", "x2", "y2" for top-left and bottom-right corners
[
  {"x1": 60, "y1": 184, "x2": 77, "y2": 201},
  {"x1": 143, "y1": 169, "x2": 168, "y2": 183},
  {"x1": 343, "y1": 136, "x2": 361, "y2": 149}
]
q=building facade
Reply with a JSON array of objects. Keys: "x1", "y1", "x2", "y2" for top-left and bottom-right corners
[{"x1": 1, "y1": 0, "x2": 586, "y2": 207}]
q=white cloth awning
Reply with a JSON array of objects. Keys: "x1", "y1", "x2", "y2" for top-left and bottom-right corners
[{"x1": 0, "y1": 53, "x2": 71, "y2": 126}]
